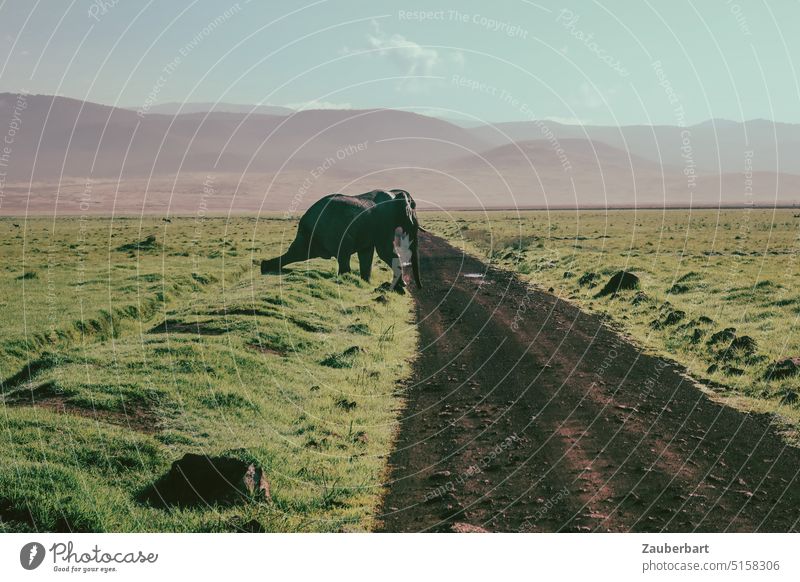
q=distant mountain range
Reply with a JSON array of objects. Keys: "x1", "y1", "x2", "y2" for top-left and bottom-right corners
[
  {"x1": 1, "y1": 93, "x2": 799, "y2": 213},
  {"x1": 127, "y1": 101, "x2": 295, "y2": 116},
  {"x1": 470, "y1": 118, "x2": 800, "y2": 175}
]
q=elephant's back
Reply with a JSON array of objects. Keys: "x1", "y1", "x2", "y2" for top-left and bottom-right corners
[{"x1": 300, "y1": 193, "x2": 375, "y2": 228}]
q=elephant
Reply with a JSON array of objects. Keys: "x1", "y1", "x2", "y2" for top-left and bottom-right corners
[{"x1": 261, "y1": 189, "x2": 423, "y2": 292}]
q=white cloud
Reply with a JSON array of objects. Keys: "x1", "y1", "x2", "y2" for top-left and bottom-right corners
[
  {"x1": 366, "y1": 20, "x2": 441, "y2": 76},
  {"x1": 343, "y1": 20, "x2": 463, "y2": 90}
]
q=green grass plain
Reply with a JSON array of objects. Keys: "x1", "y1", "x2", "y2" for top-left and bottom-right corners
[
  {"x1": 0, "y1": 216, "x2": 415, "y2": 532},
  {"x1": 427, "y1": 209, "x2": 800, "y2": 435}
]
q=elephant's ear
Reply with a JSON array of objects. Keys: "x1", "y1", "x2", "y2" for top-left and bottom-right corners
[
  {"x1": 391, "y1": 189, "x2": 417, "y2": 225},
  {"x1": 390, "y1": 189, "x2": 413, "y2": 207},
  {"x1": 372, "y1": 190, "x2": 394, "y2": 205}
]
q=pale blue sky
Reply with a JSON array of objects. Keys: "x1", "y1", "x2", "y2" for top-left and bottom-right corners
[{"x1": 1, "y1": 0, "x2": 799, "y2": 124}]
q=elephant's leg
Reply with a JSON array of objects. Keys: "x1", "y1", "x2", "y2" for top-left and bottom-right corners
[
  {"x1": 357, "y1": 247, "x2": 374, "y2": 282},
  {"x1": 337, "y1": 251, "x2": 352, "y2": 276},
  {"x1": 376, "y1": 242, "x2": 405, "y2": 292}
]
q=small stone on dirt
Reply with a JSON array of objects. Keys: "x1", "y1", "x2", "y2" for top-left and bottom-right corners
[{"x1": 428, "y1": 470, "x2": 452, "y2": 482}]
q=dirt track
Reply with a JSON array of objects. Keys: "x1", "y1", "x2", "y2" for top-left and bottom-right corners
[{"x1": 379, "y1": 233, "x2": 800, "y2": 532}]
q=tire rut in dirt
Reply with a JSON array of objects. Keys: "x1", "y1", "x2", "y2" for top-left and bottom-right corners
[{"x1": 378, "y1": 233, "x2": 800, "y2": 532}]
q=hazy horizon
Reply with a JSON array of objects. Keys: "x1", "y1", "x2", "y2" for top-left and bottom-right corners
[{"x1": 4, "y1": 90, "x2": 800, "y2": 129}]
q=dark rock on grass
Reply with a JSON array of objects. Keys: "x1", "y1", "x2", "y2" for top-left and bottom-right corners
[
  {"x1": 690, "y1": 328, "x2": 706, "y2": 344},
  {"x1": 714, "y1": 335, "x2": 758, "y2": 362},
  {"x1": 141, "y1": 454, "x2": 270, "y2": 508},
  {"x1": 764, "y1": 357, "x2": 800, "y2": 380},
  {"x1": 15, "y1": 271, "x2": 38, "y2": 280},
  {"x1": 335, "y1": 397, "x2": 357, "y2": 411},
  {"x1": 563, "y1": 271, "x2": 574, "y2": 279},
  {"x1": 707, "y1": 327, "x2": 737, "y2": 346},
  {"x1": 730, "y1": 335, "x2": 758, "y2": 354},
  {"x1": 374, "y1": 294, "x2": 389, "y2": 305},
  {"x1": 289, "y1": 317, "x2": 331, "y2": 333},
  {"x1": 596, "y1": 271, "x2": 640, "y2": 297},
  {"x1": 321, "y1": 346, "x2": 363, "y2": 368},
  {"x1": 779, "y1": 389, "x2": 799, "y2": 405},
  {"x1": 697, "y1": 316, "x2": 714, "y2": 325},
  {"x1": 116, "y1": 234, "x2": 160, "y2": 253},
  {"x1": 346, "y1": 323, "x2": 370, "y2": 335},
  {"x1": 578, "y1": 272, "x2": 600, "y2": 288},
  {"x1": 631, "y1": 291, "x2": 649, "y2": 306},
  {"x1": 342, "y1": 346, "x2": 362, "y2": 357},
  {"x1": 668, "y1": 284, "x2": 690, "y2": 295},
  {"x1": 190, "y1": 272, "x2": 216, "y2": 285},
  {"x1": 662, "y1": 310, "x2": 686, "y2": 326},
  {"x1": 677, "y1": 271, "x2": 702, "y2": 283},
  {"x1": 649, "y1": 309, "x2": 685, "y2": 329}
]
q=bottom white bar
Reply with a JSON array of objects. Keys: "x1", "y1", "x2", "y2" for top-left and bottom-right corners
[{"x1": 0, "y1": 533, "x2": 795, "y2": 581}]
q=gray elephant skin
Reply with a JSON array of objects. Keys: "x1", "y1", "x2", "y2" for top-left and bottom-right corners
[{"x1": 261, "y1": 189, "x2": 423, "y2": 292}]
